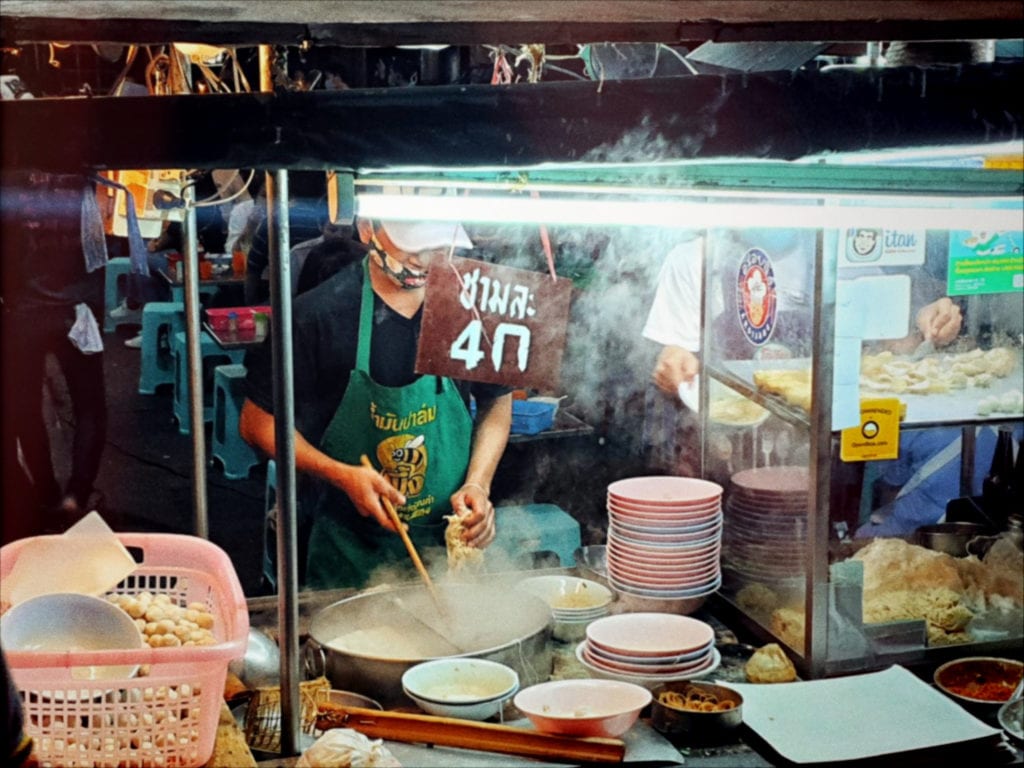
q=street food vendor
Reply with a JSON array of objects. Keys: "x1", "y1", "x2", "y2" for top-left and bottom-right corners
[{"x1": 240, "y1": 219, "x2": 512, "y2": 589}]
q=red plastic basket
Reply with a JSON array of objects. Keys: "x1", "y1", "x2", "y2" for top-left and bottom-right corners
[{"x1": 1, "y1": 533, "x2": 249, "y2": 768}]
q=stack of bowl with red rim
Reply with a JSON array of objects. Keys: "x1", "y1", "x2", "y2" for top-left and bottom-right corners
[
  {"x1": 574, "y1": 612, "x2": 720, "y2": 689},
  {"x1": 605, "y1": 476, "x2": 724, "y2": 613},
  {"x1": 722, "y1": 466, "x2": 809, "y2": 592}
]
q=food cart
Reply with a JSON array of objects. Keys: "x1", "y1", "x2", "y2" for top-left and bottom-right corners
[{"x1": 1, "y1": 2, "x2": 1022, "y2": 765}]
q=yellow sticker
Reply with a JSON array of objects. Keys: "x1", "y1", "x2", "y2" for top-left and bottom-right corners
[
  {"x1": 983, "y1": 154, "x2": 1024, "y2": 170},
  {"x1": 840, "y1": 398, "x2": 902, "y2": 462}
]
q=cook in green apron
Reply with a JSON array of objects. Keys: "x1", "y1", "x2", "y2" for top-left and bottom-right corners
[{"x1": 306, "y1": 259, "x2": 474, "y2": 589}]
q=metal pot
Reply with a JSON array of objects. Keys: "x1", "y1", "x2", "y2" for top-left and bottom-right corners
[
  {"x1": 650, "y1": 681, "x2": 744, "y2": 745},
  {"x1": 305, "y1": 582, "x2": 552, "y2": 706},
  {"x1": 915, "y1": 522, "x2": 991, "y2": 557}
]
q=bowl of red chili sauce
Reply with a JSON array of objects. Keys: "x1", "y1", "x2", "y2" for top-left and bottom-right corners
[{"x1": 934, "y1": 657, "x2": 1023, "y2": 709}]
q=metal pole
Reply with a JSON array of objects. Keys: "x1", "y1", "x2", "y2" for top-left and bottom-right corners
[
  {"x1": 260, "y1": 43, "x2": 302, "y2": 759},
  {"x1": 182, "y1": 183, "x2": 209, "y2": 539},
  {"x1": 269, "y1": 168, "x2": 300, "y2": 757}
]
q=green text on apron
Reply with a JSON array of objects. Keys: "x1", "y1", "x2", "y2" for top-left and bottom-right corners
[{"x1": 306, "y1": 259, "x2": 473, "y2": 589}]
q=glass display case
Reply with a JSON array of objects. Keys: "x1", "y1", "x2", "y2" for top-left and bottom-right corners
[{"x1": 692, "y1": 163, "x2": 1024, "y2": 677}]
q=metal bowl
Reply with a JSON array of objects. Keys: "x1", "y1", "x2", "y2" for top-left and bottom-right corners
[
  {"x1": 650, "y1": 680, "x2": 744, "y2": 745},
  {"x1": 998, "y1": 697, "x2": 1023, "y2": 743},
  {"x1": 229, "y1": 628, "x2": 280, "y2": 688},
  {"x1": 915, "y1": 522, "x2": 990, "y2": 557},
  {"x1": 934, "y1": 657, "x2": 1024, "y2": 710}
]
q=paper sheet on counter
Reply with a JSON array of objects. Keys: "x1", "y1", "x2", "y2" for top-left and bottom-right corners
[{"x1": 722, "y1": 665, "x2": 1001, "y2": 765}]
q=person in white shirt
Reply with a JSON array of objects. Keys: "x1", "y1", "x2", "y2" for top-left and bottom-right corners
[{"x1": 642, "y1": 235, "x2": 704, "y2": 398}]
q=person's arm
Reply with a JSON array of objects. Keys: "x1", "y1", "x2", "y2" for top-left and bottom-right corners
[
  {"x1": 239, "y1": 398, "x2": 405, "y2": 532},
  {"x1": 916, "y1": 296, "x2": 963, "y2": 347},
  {"x1": 448, "y1": 392, "x2": 513, "y2": 549},
  {"x1": 652, "y1": 345, "x2": 701, "y2": 397},
  {"x1": 642, "y1": 237, "x2": 704, "y2": 397}
]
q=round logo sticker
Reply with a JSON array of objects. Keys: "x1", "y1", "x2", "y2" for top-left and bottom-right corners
[{"x1": 736, "y1": 248, "x2": 777, "y2": 346}]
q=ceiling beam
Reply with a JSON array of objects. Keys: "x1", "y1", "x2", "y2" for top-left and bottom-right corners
[
  {"x1": 2, "y1": 1, "x2": 1022, "y2": 46},
  {"x1": 2, "y1": 63, "x2": 1020, "y2": 173}
]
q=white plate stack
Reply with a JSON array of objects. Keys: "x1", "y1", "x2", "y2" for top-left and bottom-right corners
[
  {"x1": 605, "y1": 476, "x2": 724, "y2": 610},
  {"x1": 574, "y1": 612, "x2": 721, "y2": 688},
  {"x1": 722, "y1": 466, "x2": 809, "y2": 590}
]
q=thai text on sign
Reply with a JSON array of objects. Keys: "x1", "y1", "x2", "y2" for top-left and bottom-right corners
[{"x1": 416, "y1": 256, "x2": 573, "y2": 390}]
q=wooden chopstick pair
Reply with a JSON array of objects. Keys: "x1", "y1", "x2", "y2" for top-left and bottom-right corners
[{"x1": 359, "y1": 455, "x2": 445, "y2": 613}]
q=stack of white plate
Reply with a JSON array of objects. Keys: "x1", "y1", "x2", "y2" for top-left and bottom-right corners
[
  {"x1": 605, "y1": 476, "x2": 724, "y2": 609},
  {"x1": 574, "y1": 612, "x2": 720, "y2": 688},
  {"x1": 722, "y1": 466, "x2": 809, "y2": 590}
]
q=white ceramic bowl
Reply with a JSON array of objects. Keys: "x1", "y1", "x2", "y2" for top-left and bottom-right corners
[
  {"x1": 516, "y1": 575, "x2": 614, "y2": 614},
  {"x1": 401, "y1": 658, "x2": 519, "y2": 721},
  {"x1": 0, "y1": 592, "x2": 144, "y2": 680},
  {"x1": 514, "y1": 679, "x2": 652, "y2": 738}
]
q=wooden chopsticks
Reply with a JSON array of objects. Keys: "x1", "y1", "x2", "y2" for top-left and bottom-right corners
[{"x1": 359, "y1": 455, "x2": 444, "y2": 612}]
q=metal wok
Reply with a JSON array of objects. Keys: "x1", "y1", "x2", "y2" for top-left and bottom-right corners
[{"x1": 306, "y1": 582, "x2": 552, "y2": 706}]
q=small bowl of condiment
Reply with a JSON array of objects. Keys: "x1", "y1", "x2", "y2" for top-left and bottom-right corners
[
  {"x1": 650, "y1": 681, "x2": 743, "y2": 745},
  {"x1": 934, "y1": 657, "x2": 1024, "y2": 711}
]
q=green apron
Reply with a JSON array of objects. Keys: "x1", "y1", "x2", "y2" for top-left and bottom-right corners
[{"x1": 306, "y1": 259, "x2": 474, "y2": 589}]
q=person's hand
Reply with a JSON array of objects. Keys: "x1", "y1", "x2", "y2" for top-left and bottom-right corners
[
  {"x1": 449, "y1": 482, "x2": 496, "y2": 549},
  {"x1": 330, "y1": 462, "x2": 406, "y2": 533},
  {"x1": 652, "y1": 345, "x2": 700, "y2": 397},
  {"x1": 916, "y1": 297, "x2": 962, "y2": 347}
]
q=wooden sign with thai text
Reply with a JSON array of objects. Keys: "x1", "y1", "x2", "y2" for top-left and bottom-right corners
[{"x1": 416, "y1": 256, "x2": 572, "y2": 390}]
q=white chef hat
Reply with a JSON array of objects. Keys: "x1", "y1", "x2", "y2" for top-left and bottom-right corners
[{"x1": 379, "y1": 220, "x2": 473, "y2": 252}]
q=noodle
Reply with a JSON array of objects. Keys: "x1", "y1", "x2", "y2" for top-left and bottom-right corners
[{"x1": 657, "y1": 686, "x2": 736, "y2": 713}]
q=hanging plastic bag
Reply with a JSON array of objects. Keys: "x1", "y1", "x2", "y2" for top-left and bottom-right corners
[{"x1": 68, "y1": 303, "x2": 105, "y2": 354}]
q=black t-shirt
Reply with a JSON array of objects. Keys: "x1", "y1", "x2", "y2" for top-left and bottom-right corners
[
  {"x1": 0, "y1": 170, "x2": 104, "y2": 315},
  {"x1": 244, "y1": 260, "x2": 510, "y2": 446}
]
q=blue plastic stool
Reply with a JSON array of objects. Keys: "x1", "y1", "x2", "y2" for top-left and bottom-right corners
[
  {"x1": 491, "y1": 503, "x2": 582, "y2": 567},
  {"x1": 211, "y1": 364, "x2": 260, "y2": 480},
  {"x1": 171, "y1": 331, "x2": 245, "y2": 435},
  {"x1": 103, "y1": 257, "x2": 134, "y2": 333},
  {"x1": 137, "y1": 302, "x2": 186, "y2": 395},
  {"x1": 168, "y1": 282, "x2": 221, "y2": 305}
]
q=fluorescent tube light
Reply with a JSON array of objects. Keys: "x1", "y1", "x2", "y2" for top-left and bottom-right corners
[{"x1": 356, "y1": 192, "x2": 1023, "y2": 232}]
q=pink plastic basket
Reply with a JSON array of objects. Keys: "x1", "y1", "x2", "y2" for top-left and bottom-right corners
[{"x1": 1, "y1": 533, "x2": 249, "y2": 768}]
